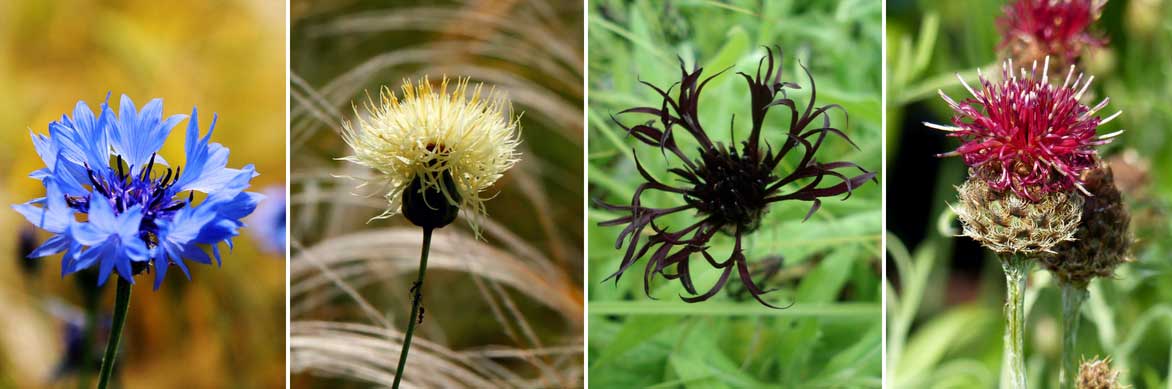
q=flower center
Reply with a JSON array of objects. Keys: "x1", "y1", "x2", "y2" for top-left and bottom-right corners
[
  {"x1": 67, "y1": 153, "x2": 188, "y2": 248},
  {"x1": 685, "y1": 145, "x2": 774, "y2": 234}
]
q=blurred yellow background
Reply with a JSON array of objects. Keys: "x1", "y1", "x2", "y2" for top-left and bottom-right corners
[{"x1": 0, "y1": 1, "x2": 285, "y2": 387}]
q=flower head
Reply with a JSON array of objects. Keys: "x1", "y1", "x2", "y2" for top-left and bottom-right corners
[
  {"x1": 341, "y1": 76, "x2": 521, "y2": 231},
  {"x1": 1042, "y1": 161, "x2": 1131, "y2": 286},
  {"x1": 598, "y1": 48, "x2": 875, "y2": 307},
  {"x1": 999, "y1": 0, "x2": 1107, "y2": 67},
  {"x1": 928, "y1": 58, "x2": 1121, "y2": 201},
  {"x1": 13, "y1": 95, "x2": 262, "y2": 289}
]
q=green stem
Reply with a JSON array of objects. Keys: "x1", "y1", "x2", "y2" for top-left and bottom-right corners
[
  {"x1": 1060, "y1": 282, "x2": 1088, "y2": 389},
  {"x1": 78, "y1": 292, "x2": 100, "y2": 389},
  {"x1": 97, "y1": 278, "x2": 132, "y2": 389},
  {"x1": 1002, "y1": 255, "x2": 1031, "y2": 389},
  {"x1": 392, "y1": 227, "x2": 433, "y2": 389}
]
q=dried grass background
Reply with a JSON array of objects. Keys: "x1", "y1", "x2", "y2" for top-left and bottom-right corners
[{"x1": 289, "y1": 0, "x2": 584, "y2": 387}]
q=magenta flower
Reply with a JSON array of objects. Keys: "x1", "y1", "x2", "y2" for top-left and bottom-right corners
[
  {"x1": 928, "y1": 58, "x2": 1121, "y2": 200},
  {"x1": 998, "y1": 0, "x2": 1106, "y2": 66}
]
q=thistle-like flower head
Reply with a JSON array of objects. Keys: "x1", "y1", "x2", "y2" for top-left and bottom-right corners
[
  {"x1": 928, "y1": 58, "x2": 1121, "y2": 201},
  {"x1": 341, "y1": 76, "x2": 521, "y2": 231},
  {"x1": 999, "y1": 0, "x2": 1106, "y2": 67},
  {"x1": 598, "y1": 48, "x2": 875, "y2": 307},
  {"x1": 14, "y1": 95, "x2": 262, "y2": 289}
]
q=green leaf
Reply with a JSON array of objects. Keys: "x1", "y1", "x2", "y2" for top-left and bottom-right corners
[
  {"x1": 896, "y1": 306, "x2": 993, "y2": 384},
  {"x1": 796, "y1": 246, "x2": 859, "y2": 303},
  {"x1": 593, "y1": 315, "x2": 681, "y2": 368}
]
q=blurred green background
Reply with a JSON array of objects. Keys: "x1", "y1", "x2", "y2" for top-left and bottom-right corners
[
  {"x1": 0, "y1": 1, "x2": 286, "y2": 387},
  {"x1": 289, "y1": 0, "x2": 583, "y2": 387},
  {"x1": 887, "y1": 0, "x2": 1172, "y2": 387},
  {"x1": 588, "y1": 0, "x2": 882, "y2": 387}
]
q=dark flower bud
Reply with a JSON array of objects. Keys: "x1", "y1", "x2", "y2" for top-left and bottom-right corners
[
  {"x1": 954, "y1": 177, "x2": 1083, "y2": 257},
  {"x1": 1043, "y1": 162, "x2": 1131, "y2": 286},
  {"x1": 402, "y1": 169, "x2": 461, "y2": 230}
]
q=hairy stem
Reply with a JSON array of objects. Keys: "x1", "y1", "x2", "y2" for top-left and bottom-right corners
[
  {"x1": 392, "y1": 227, "x2": 433, "y2": 389},
  {"x1": 1060, "y1": 282, "x2": 1089, "y2": 389},
  {"x1": 97, "y1": 278, "x2": 132, "y2": 389},
  {"x1": 1002, "y1": 255, "x2": 1031, "y2": 389}
]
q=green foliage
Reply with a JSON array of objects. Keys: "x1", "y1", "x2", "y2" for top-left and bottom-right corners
[{"x1": 588, "y1": 0, "x2": 882, "y2": 386}]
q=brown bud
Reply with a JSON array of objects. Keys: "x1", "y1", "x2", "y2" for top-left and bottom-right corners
[{"x1": 1044, "y1": 162, "x2": 1131, "y2": 286}]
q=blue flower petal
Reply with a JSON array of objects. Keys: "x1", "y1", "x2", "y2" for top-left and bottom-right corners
[
  {"x1": 70, "y1": 99, "x2": 111, "y2": 169},
  {"x1": 110, "y1": 95, "x2": 186, "y2": 174},
  {"x1": 28, "y1": 234, "x2": 71, "y2": 258},
  {"x1": 29, "y1": 131, "x2": 59, "y2": 173},
  {"x1": 11, "y1": 178, "x2": 73, "y2": 234},
  {"x1": 89, "y1": 242, "x2": 123, "y2": 285},
  {"x1": 175, "y1": 110, "x2": 251, "y2": 193},
  {"x1": 153, "y1": 253, "x2": 169, "y2": 289},
  {"x1": 51, "y1": 157, "x2": 89, "y2": 197}
]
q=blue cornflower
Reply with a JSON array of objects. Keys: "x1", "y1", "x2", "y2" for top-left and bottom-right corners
[
  {"x1": 13, "y1": 95, "x2": 263, "y2": 289},
  {"x1": 249, "y1": 185, "x2": 286, "y2": 255}
]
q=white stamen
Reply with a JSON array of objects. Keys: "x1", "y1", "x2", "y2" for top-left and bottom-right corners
[
  {"x1": 1099, "y1": 110, "x2": 1123, "y2": 126},
  {"x1": 1041, "y1": 56, "x2": 1050, "y2": 85},
  {"x1": 1098, "y1": 129, "x2": 1124, "y2": 139},
  {"x1": 924, "y1": 122, "x2": 963, "y2": 132},
  {"x1": 1075, "y1": 75, "x2": 1094, "y2": 100},
  {"x1": 957, "y1": 73, "x2": 979, "y2": 99}
]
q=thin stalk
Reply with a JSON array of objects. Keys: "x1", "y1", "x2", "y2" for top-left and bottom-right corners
[
  {"x1": 1002, "y1": 255, "x2": 1031, "y2": 389},
  {"x1": 392, "y1": 227, "x2": 433, "y2": 389},
  {"x1": 1060, "y1": 282, "x2": 1088, "y2": 389},
  {"x1": 97, "y1": 278, "x2": 132, "y2": 389}
]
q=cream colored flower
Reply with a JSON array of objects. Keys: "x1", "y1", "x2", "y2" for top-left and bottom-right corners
[{"x1": 341, "y1": 76, "x2": 521, "y2": 231}]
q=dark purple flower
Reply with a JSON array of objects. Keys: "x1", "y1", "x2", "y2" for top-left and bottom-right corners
[
  {"x1": 597, "y1": 48, "x2": 875, "y2": 307},
  {"x1": 929, "y1": 58, "x2": 1121, "y2": 200}
]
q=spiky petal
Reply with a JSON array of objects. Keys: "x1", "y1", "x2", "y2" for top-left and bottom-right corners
[
  {"x1": 930, "y1": 58, "x2": 1120, "y2": 201},
  {"x1": 598, "y1": 47, "x2": 875, "y2": 307},
  {"x1": 340, "y1": 76, "x2": 521, "y2": 232}
]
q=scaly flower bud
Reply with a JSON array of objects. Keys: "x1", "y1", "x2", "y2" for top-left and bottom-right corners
[
  {"x1": 953, "y1": 177, "x2": 1083, "y2": 256},
  {"x1": 1044, "y1": 161, "x2": 1131, "y2": 286}
]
